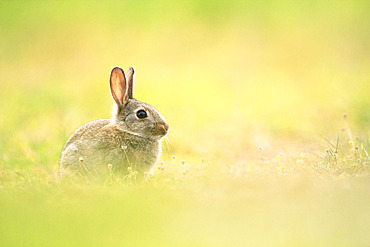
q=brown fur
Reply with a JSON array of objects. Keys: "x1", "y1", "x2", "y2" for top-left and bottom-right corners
[{"x1": 59, "y1": 66, "x2": 168, "y2": 177}]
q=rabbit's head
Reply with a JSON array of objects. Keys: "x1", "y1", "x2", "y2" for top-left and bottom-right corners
[{"x1": 109, "y1": 66, "x2": 169, "y2": 141}]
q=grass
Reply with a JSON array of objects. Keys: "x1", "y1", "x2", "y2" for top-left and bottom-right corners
[{"x1": 0, "y1": 1, "x2": 369, "y2": 246}]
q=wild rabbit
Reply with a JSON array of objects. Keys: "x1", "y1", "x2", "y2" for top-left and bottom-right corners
[{"x1": 59, "y1": 66, "x2": 169, "y2": 177}]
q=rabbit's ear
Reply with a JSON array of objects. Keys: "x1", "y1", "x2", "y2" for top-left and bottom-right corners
[
  {"x1": 109, "y1": 66, "x2": 128, "y2": 107},
  {"x1": 126, "y1": 66, "x2": 135, "y2": 99}
]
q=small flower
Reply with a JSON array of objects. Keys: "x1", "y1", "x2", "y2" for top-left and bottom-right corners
[
  {"x1": 325, "y1": 149, "x2": 330, "y2": 154},
  {"x1": 172, "y1": 155, "x2": 176, "y2": 160},
  {"x1": 127, "y1": 167, "x2": 132, "y2": 172},
  {"x1": 79, "y1": 157, "x2": 84, "y2": 162},
  {"x1": 355, "y1": 146, "x2": 359, "y2": 150},
  {"x1": 160, "y1": 161, "x2": 164, "y2": 165},
  {"x1": 258, "y1": 146, "x2": 263, "y2": 151},
  {"x1": 201, "y1": 158, "x2": 205, "y2": 163},
  {"x1": 144, "y1": 171, "x2": 154, "y2": 179},
  {"x1": 181, "y1": 160, "x2": 186, "y2": 165},
  {"x1": 182, "y1": 169, "x2": 188, "y2": 175},
  {"x1": 121, "y1": 145, "x2": 127, "y2": 150},
  {"x1": 107, "y1": 163, "x2": 113, "y2": 169}
]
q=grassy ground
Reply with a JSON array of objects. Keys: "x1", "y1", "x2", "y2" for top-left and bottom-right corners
[{"x1": 0, "y1": 1, "x2": 369, "y2": 246}]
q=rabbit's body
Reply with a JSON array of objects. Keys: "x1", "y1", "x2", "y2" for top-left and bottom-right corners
[
  {"x1": 60, "y1": 119, "x2": 160, "y2": 175},
  {"x1": 59, "y1": 67, "x2": 168, "y2": 177}
]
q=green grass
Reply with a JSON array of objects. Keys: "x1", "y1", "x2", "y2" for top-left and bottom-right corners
[{"x1": 0, "y1": 1, "x2": 369, "y2": 246}]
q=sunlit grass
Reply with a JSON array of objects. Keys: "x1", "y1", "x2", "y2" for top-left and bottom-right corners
[
  {"x1": 1, "y1": 114, "x2": 368, "y2": 246},
  {"x1": 0, "y1": 1, "x2": 369, "y2": 246}
]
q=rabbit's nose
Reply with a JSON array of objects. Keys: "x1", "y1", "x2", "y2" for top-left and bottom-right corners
[
  {"x1": 154, "y1": 123, "x2": 169, "y2": 136},
  {"x1": 163, "y1": 122, "x2": 169, "y2": 132}
]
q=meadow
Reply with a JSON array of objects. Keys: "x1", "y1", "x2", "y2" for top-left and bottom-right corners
[{"x1": 0, "y1": 1, "x2": 369, "y2": 246}]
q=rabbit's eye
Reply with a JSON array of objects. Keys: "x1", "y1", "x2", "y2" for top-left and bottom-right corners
[{"x1": 136, "y1": 110, "x2": 148, "y2": 119}]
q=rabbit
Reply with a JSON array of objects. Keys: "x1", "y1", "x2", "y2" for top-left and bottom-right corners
[{"x1": 59, "y1": 66, "x2": 169, "y2": 178}]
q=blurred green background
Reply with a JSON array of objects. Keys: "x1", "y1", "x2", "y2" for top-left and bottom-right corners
[
  {"x1": 0, "y1": 1, "x2": 369, "y2": 246},
  {"x1": 1, "y1": 0, "x2": 369, "y2": 167}
]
